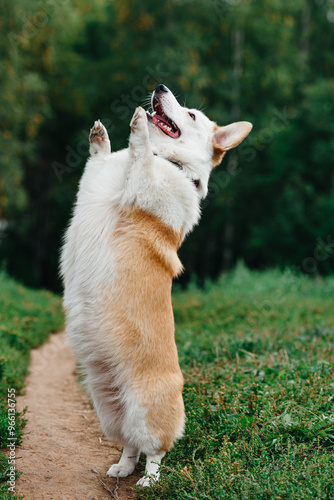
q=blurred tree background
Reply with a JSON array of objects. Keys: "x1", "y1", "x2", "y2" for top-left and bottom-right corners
[{"x1": 0, "y1": 0, "x2": 334, "y2": 292}]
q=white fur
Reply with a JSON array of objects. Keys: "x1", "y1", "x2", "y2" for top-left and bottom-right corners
[{"x1": 60, "y1": 86, "x2": 252, "y2": 486}]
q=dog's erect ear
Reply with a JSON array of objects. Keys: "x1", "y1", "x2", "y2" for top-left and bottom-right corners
[
  {"x1": 212, "y1": 121, "x2": 252, "y2": 168},
  {"x1": 214, "y1": 121, "x2": 253, "y2": 151}
]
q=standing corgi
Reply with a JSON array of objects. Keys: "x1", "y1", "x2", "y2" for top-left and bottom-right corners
[{"x1": 60, "y1": 84, "x2": 252, "y2": 486}]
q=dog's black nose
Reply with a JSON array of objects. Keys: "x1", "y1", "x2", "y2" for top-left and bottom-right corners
[{"x1": 156, "y1": 84, "x2": 168, "y2": 93}]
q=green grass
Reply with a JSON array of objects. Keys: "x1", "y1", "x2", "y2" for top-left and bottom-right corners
[
  {"x1": 0, "y1": 272, "x2": 63, "y2": 499},
  {"x1": 137, "y1": 264, "x2": 334, "y2": 499},
  {"x1": 0, "y1": 266, "x2": 333, "y2": 499}
]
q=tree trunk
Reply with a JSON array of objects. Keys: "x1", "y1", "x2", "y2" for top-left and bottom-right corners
[{"x1": 223, "y1": 27, "x2": 243, "y2": 272}]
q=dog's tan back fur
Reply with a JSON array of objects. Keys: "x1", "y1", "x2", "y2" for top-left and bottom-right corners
[{"x1": 96, "y1": 207, "x2": 185, "y2": 451}]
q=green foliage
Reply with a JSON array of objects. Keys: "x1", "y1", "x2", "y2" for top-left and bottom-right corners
[
  {"x1": 137, "y1": 265, "x2": 334, "y2": 499},
  {"x1": 0, "y1": 0, "x2": 334, "y2": 290},
  {"x1": 0, "y1": 452, "x2": 23, "y2": 500},
  {"x1": 0, "y1": 272, "x2": 63, "y2": 498}
]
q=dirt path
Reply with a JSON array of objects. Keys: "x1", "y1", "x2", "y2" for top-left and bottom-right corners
[{"x1": 16, "y1": 332, "x2": 139, "y2": 500}]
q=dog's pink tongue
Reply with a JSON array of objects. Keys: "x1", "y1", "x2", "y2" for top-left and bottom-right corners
[
  {"x1": 153, "y1": 113, "x2": 170, "y2": 127},
  {"x1": 152, "y1": 114, "x2": 180, "y2": 138}
]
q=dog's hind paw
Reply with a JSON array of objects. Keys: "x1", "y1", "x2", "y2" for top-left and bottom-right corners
[
  {"x1": 89, "y1": 120, "x2": 111, "y2": 156},
  {"x1": 136, "y1": 474, "x2": 157, "y2": 487}
]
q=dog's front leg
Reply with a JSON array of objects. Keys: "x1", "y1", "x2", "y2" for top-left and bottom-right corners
[
  {"x1": 122, "y1": 107, "x2": 154, "y2": 206},
  {"x1": 89, "y1": 119, "x2": 111, "y2": 157},
  {"x1": 129, "y1": 106, "x2": 152, "y2": 163}
]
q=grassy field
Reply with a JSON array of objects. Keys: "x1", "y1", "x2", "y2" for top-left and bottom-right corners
[
  {"x1": 0, "y1": 267, "x2": 333, "y2": 499},
  {"x1": 138, "y1": 264, "x2": 334, "y2": 499},
  {"x1": 0, "y1": 272, "x2": 63, "y2": 499}
]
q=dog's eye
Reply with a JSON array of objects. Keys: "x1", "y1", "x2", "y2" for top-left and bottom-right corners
[{"x1": 188, "y1": 112, "x2": 196, "y2": 121}]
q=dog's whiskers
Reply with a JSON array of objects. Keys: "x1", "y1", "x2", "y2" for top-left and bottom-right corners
[
  {"x1": 142, "y1": 96, "x2": 152, "y2": 105},
  {"x1": 198, "y1": 100, "x2": 207, "y2": 112}
]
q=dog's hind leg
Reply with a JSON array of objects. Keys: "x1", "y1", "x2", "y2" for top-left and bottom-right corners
[
  {"x1": 107, "y1": 445, "x2": 140, "y2": 478},
  {"x1": 136, "y1": 451, "x2": 166, "y2": 487},
  {"x1": 89, "y1": 119, "x2": 111, "y2": 156}
]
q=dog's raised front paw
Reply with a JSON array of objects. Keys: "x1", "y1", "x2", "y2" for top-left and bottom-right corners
[
  {"x1": 89, "y1": 119, "x2": 111, "y2": 156},
  {"x1": 129, "y1": 107, "x2": 150, "y2": 155},
  {"x1": 130, "y1": 106, "x2": 147, "y2": 131}
]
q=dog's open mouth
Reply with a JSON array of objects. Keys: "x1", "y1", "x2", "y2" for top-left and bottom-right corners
[{"x1": 147, "y1": 98, "x2": 181, "y2": 138}]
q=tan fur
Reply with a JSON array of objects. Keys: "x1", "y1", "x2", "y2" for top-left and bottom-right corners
[
  {"x1": 88, "y1": 358, "x2": 125, "y2": 423},
  {"x1": 98, "y1": 206, "x2": 185, "y2": 452},
  {"x1": 211, "y1": 124, "x2": 226, "y2": 168}
]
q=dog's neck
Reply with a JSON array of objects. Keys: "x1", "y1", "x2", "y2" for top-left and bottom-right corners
[{"x1": 153, "y1": 153, "x2": 200, "y2": 189}]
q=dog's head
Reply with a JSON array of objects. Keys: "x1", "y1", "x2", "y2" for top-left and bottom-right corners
[{"x1": 146, "y1": 84, "x2": 252, "y2": 198}]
